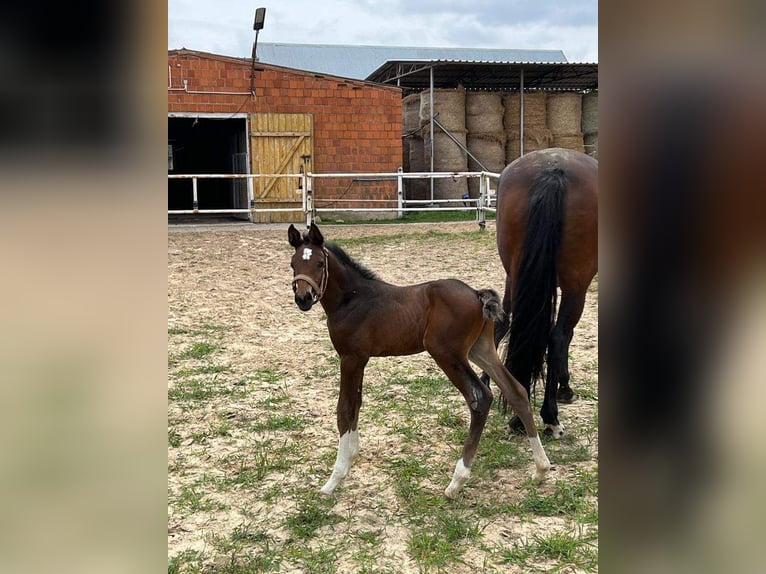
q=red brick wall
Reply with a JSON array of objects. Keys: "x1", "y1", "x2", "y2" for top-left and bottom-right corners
[{"x1": 168, "y1": 50, "x2": 402, "y2": 205}]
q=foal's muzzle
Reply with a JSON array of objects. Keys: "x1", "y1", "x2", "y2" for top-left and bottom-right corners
[
  {"x1": 294, "y1": 290, "x2": 314, "y2": 311},
  {"x1": 292, "y1": 273, "x2": 323, "y2": 311}
]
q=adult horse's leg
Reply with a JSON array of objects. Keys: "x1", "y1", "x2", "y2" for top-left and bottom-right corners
[
  {"x1": 469, "y1": 327, "x2": 551, "y2": 483},
  {"x1": 320, "y1": 354, "x2": 368, "y2": 496},
  {"x1": 539, "y1": 289, "x2": 587, "y2": 438},
  {"x1": 555, "y1": 288, "x2": 588, "y2": 404}
]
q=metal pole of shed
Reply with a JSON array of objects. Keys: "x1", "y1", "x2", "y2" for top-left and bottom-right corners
[
  {"x1": 520, "y1": 68, "x2": 525, "y2": 157},
  {"x1": 429, "y1": 65, "x2": 435, "y2": 206}
]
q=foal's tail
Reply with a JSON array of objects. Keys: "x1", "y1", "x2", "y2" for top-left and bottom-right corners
[
  {"x1": 508, "y1": 167, "x2": 566, "y2": 386},
  {"x1": 477, "y1": 288, "x2": 504, "y2": 323}
]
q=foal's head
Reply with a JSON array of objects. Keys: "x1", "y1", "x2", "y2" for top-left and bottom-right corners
[{"x1": 288, "y1": 223, "x2": 329, "y2": 311}]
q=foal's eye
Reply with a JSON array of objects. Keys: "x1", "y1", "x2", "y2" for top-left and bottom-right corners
[{"x1": 317, "y1": 260, "x2": 325, "y2": 268}]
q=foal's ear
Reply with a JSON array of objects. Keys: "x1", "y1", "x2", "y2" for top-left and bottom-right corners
[
  {"x1": 287, "y1": 224, "x2": 303, "y2": 248},
  {"x1": 308, "y1": 222, "x2": 324, "y2": 246}
]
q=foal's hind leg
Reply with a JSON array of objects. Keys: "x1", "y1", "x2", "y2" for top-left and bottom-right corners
[
  {"x1": 320, "y1": 354, "x2": 367, "y2": 496},
  {"x1": 470, "y1": 327, "x2": 551, "y2": 483},
  {"x1": 480, "y1": 276, "x2": 511, "y2": 388},
  {"x1": 427, "y1": 347, "x2": 494, "y2": 499}
]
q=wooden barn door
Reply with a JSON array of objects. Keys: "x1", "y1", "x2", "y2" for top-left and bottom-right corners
[{"x1": 250, "y1": 113, "x2": 313, "y2": 223}]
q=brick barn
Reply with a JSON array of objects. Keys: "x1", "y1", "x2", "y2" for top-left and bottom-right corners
[{"x1": 168, "y1": 49, "x2": 402, "y2": 222}]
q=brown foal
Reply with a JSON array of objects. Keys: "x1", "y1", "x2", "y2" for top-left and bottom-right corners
[{"x1": 288, "y1": 223, "x2": 550, "y2": 498}]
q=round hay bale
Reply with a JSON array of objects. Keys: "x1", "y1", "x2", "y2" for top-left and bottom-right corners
[
  {"x1": 466, "y1": 92, "x2": 504, "y2": 133},
  {"x1": 547, "y1": 93, "x2": 583, "y2": 135},
  {"x1": 503, "y1": 92, "x2": 548, "y2": 130},
  {"x1": 420, "y1": 88, "x2": 466, "y2": 132},
  {"x1": 402, "y1": 93, "x2": 421, "y2": 133},
  {"x1": 409, "y1": 135, "x2": 425, "y2": 172},
  {"x1": 467, "y1": 132, "x2": 506, "y2": 197},
  {"x1": 402, "y1": 138, "x2": 411, "y2": 172},
  {"x1": 551, "y1": 133, "x2": 585, "y2": 153},
  {"x1": 506, "y1": 128, "x2": 553, "y2": 163},
  {"x1": 584, "y1": 133, "x2": 598, "y2": 159},
  {"x1": 423, "y1": 129, "x2": 468, "y2": 200},
  {"x1": 582, "y1": 92, "x2": 598, "y2": 135},
  {"x1": 424, "y1": 129, "x2": 468, "y2": 172},
  {"x1": 406, "y1": 136, "x2": 428, "y2": 201}
]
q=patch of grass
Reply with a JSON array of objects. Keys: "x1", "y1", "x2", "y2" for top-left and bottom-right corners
[
  {"x1": 250, "y1": 414, "x2": 308, "y2": 433},
  {"x1": 283, "y1": 545, "x2": 339, "y2": 574},
  {"x1": 168, "y1": 377, "x2": 235, "y2": 406},
  {"x1": 502, "y1": 528, "x2": 598, "y2": 571},
  {"x1": 175, "y1": 484, "x2": 220, "y2": 513},
  {"x1": 249, "y1": 367, "x2": 285, "y2": 384},
  {"x1": 168, "y1": 429, "x2": 182, "y2": 448},
  {"x1": 168, "y1": 326, "x2": 191, "y2": 335},
  {"x1": 385, "y1": 455, "x2": 431, "y2": 502},
  {"x1": 181, "y1": 341, "x2": 219, "y2": 360},
  {"x1": 436, "y1": 406, "x2": 465, "y2": 429},
  {"x1": 408, "y1": 511, "x2": 480, "y2": 570},
  {"x1": 408, "y1": 530, "x2": 455, "y2": 571},
  {"x1": 515, "y1": 469, "x2": 597, "y2": 517},
  {"x1": 168, "y1": 550, "x2": 204, "y2": 574},
  {"x1": 326, "y1": 209, "x2": 495, "y2": 226},
  {"x1": 285, "y1": 494, "x2": 343, "y2": 540},
  {"x1": 219, "y1": 440, "x2": 298, "y2": 488},
  {"x1": 230, "y1": 523, "x2": 270, "y2": 544},
  {"x1": 175, "y1": 364, "x2": 233, "y2": 377}
]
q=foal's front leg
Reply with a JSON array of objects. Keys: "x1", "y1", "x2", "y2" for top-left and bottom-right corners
[{"x1": 320, "y1": 354, "x2": 368, "y2": 495}]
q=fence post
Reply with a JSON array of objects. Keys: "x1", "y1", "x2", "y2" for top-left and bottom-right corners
[
  {"x1": 397, "y1": 167, "x2": 404, "y2": 219},
  {"x1": 192, "y1": 177, "x2": 199, "y2": 213},
  {"x1": 477, "y1": 173, "x2": 486, "y2": 230},
  {"x1": 305, "y1": 173, "x2": 314, "y2": 229}
]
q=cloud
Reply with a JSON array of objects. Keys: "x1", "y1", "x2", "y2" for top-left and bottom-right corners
[{"x1": 168, "y1": 0, "x2": 597, "y2": 62}]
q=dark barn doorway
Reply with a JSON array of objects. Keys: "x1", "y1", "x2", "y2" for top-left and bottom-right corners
[{"x1": 168, "y1": 116, "x2": 249, "y2": 219}]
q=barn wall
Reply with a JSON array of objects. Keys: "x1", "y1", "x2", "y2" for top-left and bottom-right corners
[{"x1": 168, "y1": 51, "x2": 402, "y2": 209}]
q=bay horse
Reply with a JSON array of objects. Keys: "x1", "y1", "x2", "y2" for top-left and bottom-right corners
[
  {"x1": 489, "y1": 148, "x2": 598, "y2": 438},
  {"x1": 288, "y1": 223, "x2": 550, "y2": 498}
]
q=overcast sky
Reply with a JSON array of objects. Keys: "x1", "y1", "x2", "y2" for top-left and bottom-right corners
[{"x1": 168, "y1": 0, "x2": 597, "y2": 62}]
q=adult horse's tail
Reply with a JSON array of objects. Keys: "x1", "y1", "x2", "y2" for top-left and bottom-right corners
[{"x1": 507, "y1": 167, "x2": 566, "y2": 388}]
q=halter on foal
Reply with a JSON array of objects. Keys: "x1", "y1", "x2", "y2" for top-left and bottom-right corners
[{"x1": 288, "y1": 223, "x2": 550, "y2": 498}]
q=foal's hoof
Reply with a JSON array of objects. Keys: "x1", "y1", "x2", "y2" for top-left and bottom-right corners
[
  {"x1": 543, "y1": 424, "x2": 565, "y2": 439},
  {"x1": 557, "y1": 388, "x2": 578, "y2": 404},
  {"x1": 507, "y1": 415, "x2": 525, "y2": 435}
]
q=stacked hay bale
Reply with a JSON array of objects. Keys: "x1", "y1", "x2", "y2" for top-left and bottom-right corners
[
  {"x1": 420, "y1": 87, "x2": 468, "y2": 200},
  {"x1": 547, "y1": 92, "x2": 585, "y2": 153},
  {"x1": 503, "y1": 92, "x2": 551, "y2": 163},
  {"x1": 582, "y1": 91, "x2": 598, "y2": 158},
  {"x1": 466, "y1": 92, "x2": 506, "y2": 198},
  {"x1": 402, "y1": 93, "x2": 427, "y2": 200}
]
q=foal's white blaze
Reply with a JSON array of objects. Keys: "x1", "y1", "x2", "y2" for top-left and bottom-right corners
[
  {"x1": 320, "y1": 430, "x2": 359, "y2": 495},
  {"x1": 528, "y1": 436, "x2": 551, "y2": 483},
  {"x1": 444, "y1": 458, "x2": 471, "y2": 499},
  {"x1": 302, "y1": 247, "x2": 313, "y2": 260}
]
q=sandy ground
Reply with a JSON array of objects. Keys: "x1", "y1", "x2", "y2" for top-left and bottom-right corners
[{"x1": 168, "y1": 221, "x2": 598, "y2": 572}]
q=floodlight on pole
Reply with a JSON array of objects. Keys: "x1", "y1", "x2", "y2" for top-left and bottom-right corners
[
  {"x1": 250, "y1": 8, "x2": 266, "y2": 94},
  {"x1": 252, "y1": 8, "x2": 266, "y2": 60}
]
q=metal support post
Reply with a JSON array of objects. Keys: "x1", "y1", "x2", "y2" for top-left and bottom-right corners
[
  {"x1": 192, "y1": 177, "x2": 199, "y2": 213},
  {"x1": 305, "y1": 174, "x2": 314, "y2": 229},
  {"x1": 397, "y1": 167, "x2": 404, "y2": 219},
  {"x1": 477, "y1": 174, "x2": 487, "y2": 230}
]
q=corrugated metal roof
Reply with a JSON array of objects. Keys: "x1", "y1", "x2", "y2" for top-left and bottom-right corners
[
  {"x1": 255, "y1": 43, "x2": 567, "y2": 80},
  {"x1": 367, "y1": 60, "x2": 597, "y2": 92}
]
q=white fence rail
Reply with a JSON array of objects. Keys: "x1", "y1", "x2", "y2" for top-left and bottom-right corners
[{"x1": 168, "y1": 170, "x2": 500, "y2": 228}]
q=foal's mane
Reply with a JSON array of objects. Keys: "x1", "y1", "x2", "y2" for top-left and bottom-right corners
[{"x1": 326, "y1": 243, "x2": 379, "y2": 281}]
